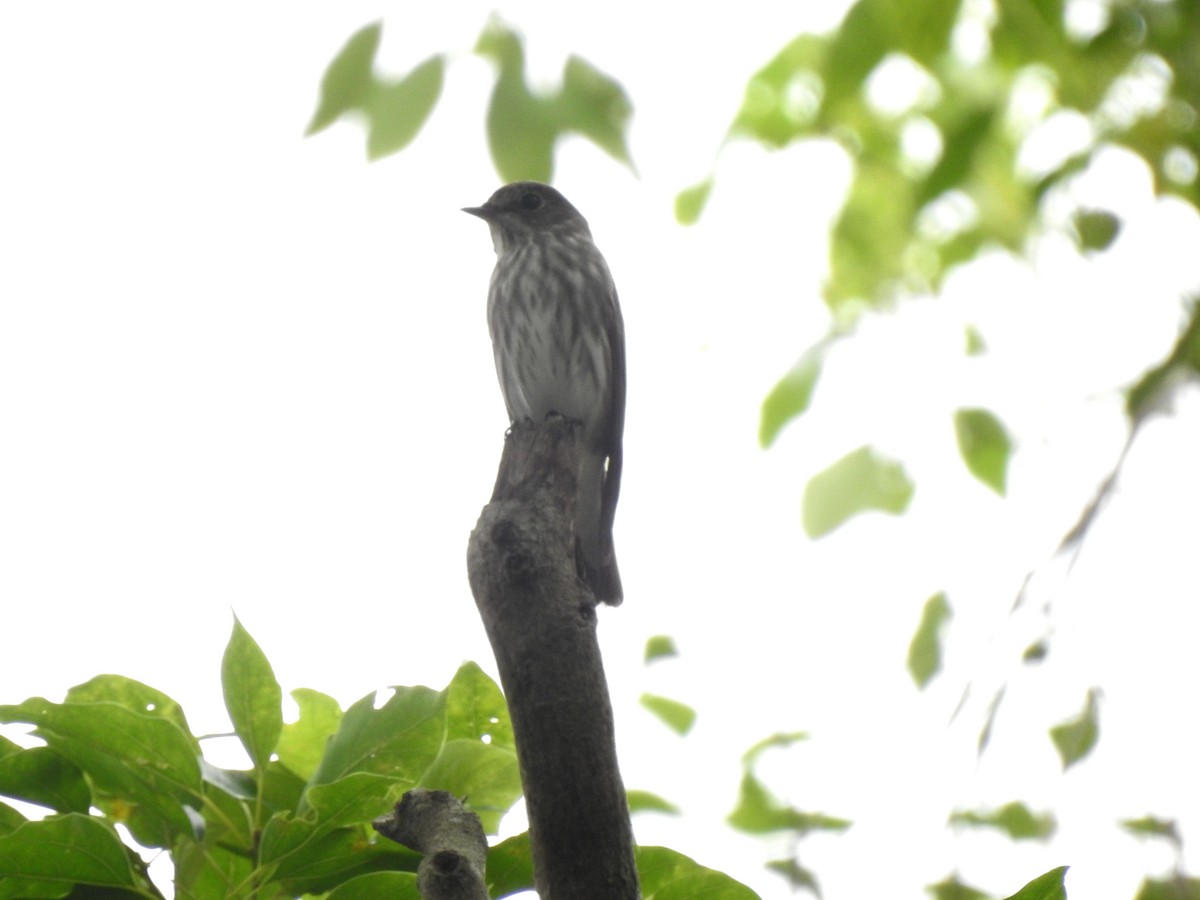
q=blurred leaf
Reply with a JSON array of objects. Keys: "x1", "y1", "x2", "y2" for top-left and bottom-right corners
[
  {"x1": 365, "y1": 55, "x2": 445, "y2": 160},
  {"x1": 827, "y1": 158, "x2": 916, "y2": 307},
  {"x1": 760, "y1": 338, "x2": 832, "y2": 447},
  {"x1": 1022, "y1": 640, "x2": 1049, "y2": 663},
  {"x1": 1000, "y1": 866, "x2": 1069, "y2": 900},
  {"x1": 486, "y1": 832, "x2": 534, "y2": 898},
  {"x1": 908, "y1": 591, "x2": 952, "y2": 689},
  {"x1": 307, "y1": 22, "x2": 382, "y2": 134},
  {"x1": 559, "y1": 56, "x2": 634, "y2": 168},
  {"x1": 1121, "y1": 815, "x2": 1182, "y2": 847},
  {"x1": 954, "y1": 407, "x2": 1012, "y2": 495},
  {"x1": 928, "y1": 874, "x2": 991, "y2": 900},
  {"x1": 277, "y1": 688, "x2": 343, "y2": 782},
  {"x1": 964, "y1": 325, "x2": 987, "y2": 356},
  {"x1": 728, "y1": 771, "x2": 851, "y2": 836},
  {"x1": 637, "y1": 845, "x2": 759, "y2": 899},
  {"x1": 222, "y1": 616, "x2": 283, "y2": 772},
  {"x1": 978, "y1": 686, "x2": 1006, "y2": 756},
  {"x1": 802, "y1": 445, "x2": 914, "y2": 537},
  {"x1": 1049, "y1": 689, "x2": 1100, "y2": 770},
  {"x1": 742, "y1": 731, "x2": 809, "y2": 766},
  {"x1": 918, "y1": 107, "x2": 997, "y2": 206},
  {"x1": 1073, "y1": 208, "x2": 1121, "y2": 253},
  {"x1": 675, "y1": 177, "x2": 714, "y2": 225},
  {"x1": 949, "y1": 801, "x2": 1056, "y2": 840},
  {"x1": 1126, "y1": 299, "x2": 1200, "y2": 424},
  {"x1": 476, "y1": 20, "x2": 633, "y2": 182},
  {"x1": 639, "y1": 694, "x2": 696, "y2": 736},
  {"x1": 0, "y1": 815, "x2": 145, "y2": 893},
  {"x1": 326, "y1": 872, "x2": 422, "y2": 900},
  {"x1": 644, "y1": 635, "x2": 679, "y2": 664},
  {"x1": 628, "y1": 789, "x2": 680, "y2": 815},
  {"x1": 730, "y1": 34, "x2": 827, "y2": 147},
  {"x1": 766, "y1": 857, "x2": 821, "y2": 896},
  {"x1": 1135, "y1": 876, "x2": 1200, "y2": 900}
]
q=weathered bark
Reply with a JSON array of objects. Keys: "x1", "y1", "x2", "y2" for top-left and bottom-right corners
[
  {"x1": 373, "y1": 789, "x2": 489, "y2": 900},
  {"x1": 467, "y1": 416, "x2": 639, "y2": 900}
]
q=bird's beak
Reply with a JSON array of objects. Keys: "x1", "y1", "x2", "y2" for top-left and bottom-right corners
[{"x1": 462, "y1": 205, "x2": 492, "y2": 220}]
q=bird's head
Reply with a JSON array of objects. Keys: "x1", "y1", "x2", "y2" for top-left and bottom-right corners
[{"x1": 463, "y1": 181, "x2": 591, "y2": 253}]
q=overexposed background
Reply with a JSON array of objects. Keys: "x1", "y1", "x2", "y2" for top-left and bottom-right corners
[{"x1": 2, "y1": 4, "x2": 1198, "y2": 898}]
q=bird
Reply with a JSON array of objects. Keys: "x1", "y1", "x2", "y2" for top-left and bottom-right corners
[{"x1": 464, "y1": 181, "x2": 626, "y2": 605}]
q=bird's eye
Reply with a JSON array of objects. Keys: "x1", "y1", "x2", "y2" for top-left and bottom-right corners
[{"x1": 519, "y1": 192, "x2": 543, "y2": 211}]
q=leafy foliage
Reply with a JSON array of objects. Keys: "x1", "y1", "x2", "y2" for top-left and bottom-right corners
[
  {"x1": 0, "y1": 621, "x2": 754, "y2": 898},
  {"x1": 908, "y1": 591, "x2": 952, "y2": 688},
  {"x1": 1049, "y1": 688, "x2": 1101, "y2": 771},
  {"x1": 949, "y1": 801, "x2": 1057, "y2": 841},
  {"x1": 1001, "y1": 866, "x2": 1069, "y2": 900},
  {"x1": 309, "y1": 18, "x2": 633, "y2": 182},
  {"x1": 801, "y1": 444, "x2": 915, "y2": 537}
]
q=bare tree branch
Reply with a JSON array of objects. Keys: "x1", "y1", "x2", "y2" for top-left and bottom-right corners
[
  {"x1": 373, "y1": 789, "x2": 489, "y2": 900},
  {"x1": 467, "y1": 416, "x2": 640, "y2": 900}
]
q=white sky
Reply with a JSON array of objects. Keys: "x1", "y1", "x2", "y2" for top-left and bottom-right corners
[{"x1": 2, "y1": 4, "x2": 1199, "y2": 899}]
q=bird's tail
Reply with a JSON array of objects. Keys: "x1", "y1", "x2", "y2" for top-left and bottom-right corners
[{"x1": 577, "y1": 450, "x2": 623, "y2": 605}]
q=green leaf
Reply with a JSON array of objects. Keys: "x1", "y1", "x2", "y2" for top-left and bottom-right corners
[
  {"x1": 0, "y1": 815, "x2": 147, "y2": 893},
  {"x1": 172, "y1": 838, "x2": 255, "y2": 899},
  {"x1": 475, "y1": 20, "x2": 634, "y2": 182},
  {"x1": 639, "y1": 694, "x2": 696, "y2": 736},
  {"x1": 365, "y1": 55, "x2": 445, "y2": 160},
  {"x1": 927, "y1": 874, "x2": 992, "y2": 900},
  {"x1": 222, "y1": 616, "x2": 283, "y2": 772},
  {"x1": 1073, "y1": 208, "x2": 1121, "y2": 253},
  {"x1": 643, "y1": 635, "x2": 679, "y2": 664},
  {"x1": 760, "y1": 339, "x2": 831, "y2": 447},
  {"x1": 0, "y1": 698, "x2": 201, "y2": 848},
  {"x1": 65, "y1": 675, "x2": 196, "y2": 745},
  {"x1": 728, "y1": 771, "x2": 851, "y2": 836},
  {"x1": 419, "y1": 740, "x2": 521, "y2": 833},
  {"x1": 307, "y1": 22, "x2": 382, "y2": 135},
  {"x1": 486, "y1": 832, "x2": 534, "y2": 898},
  {"x1": 766, "y1": 857, "x2": 820, "y2": 895},
  {"x1": 444, "y1": 662, "x2": 513, "y2": 751},
  {"x1": 326, "y1": 872, "x2": 422, "y2": 900},
  {"x1": 741, "y1": 731, "x2": 808, "y2": 766},
  {"x1": 1121, "y1": 815, "x2": 1182, "y2": 847},
  {"x1": 1049, "y1": 689, "x2": 1100, "y2": 770},
  {"x1": 1134, "y1": 875, "x2": 1200, "y2": 900},
  {"x1": 675, "y1": 178, "x2": 713, "y2": 225},
  {"x1": 949, "y1": 801, "x2": 1056, "y2": 840},
  {"x1": 0, "y1": 746, "x2": 89, "y2": 815},
  {"x1": 636, "y1": 845, "x2": 759, "y2": 899},
  {"x1": 954, "y1": 407, "x2": 1012, "y2": 495},
  {"x1": 1126, "y1": 300, "x2": 1200, "y2": 425},
  {"x1": 964, "y1": 325, "x2": 987, "y2": 356},
  {"x1": 0, "y1": 801, "x2": 28, "y2": 837},
  {"x1": 306, "y1": 772, "x2": 406, "y2": 833},
  {"x1": 628, "y1": 790, "x2": 680, "y2": 816},
  {"x1": 559, "y1": 56, "x2": 635, "y2": 168},
  {"x1": 732, "y1": 34, "x2": 827, "y2": 147},
  {"x1": 277, "y1": 688, "x2": 343, "y2": 782},
  {"x1": 1000, "y1": 866, "x2": 1069, "y2": 900},
  {"x1": 908, "y1": 591, "x2": 952, "y2": 688},
  {"x1": 802, "y1": 445, "x2": 914, "y2": 537},
  {"x1": 310, "y1": 687, "x2": 446, "y2": 787}
]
